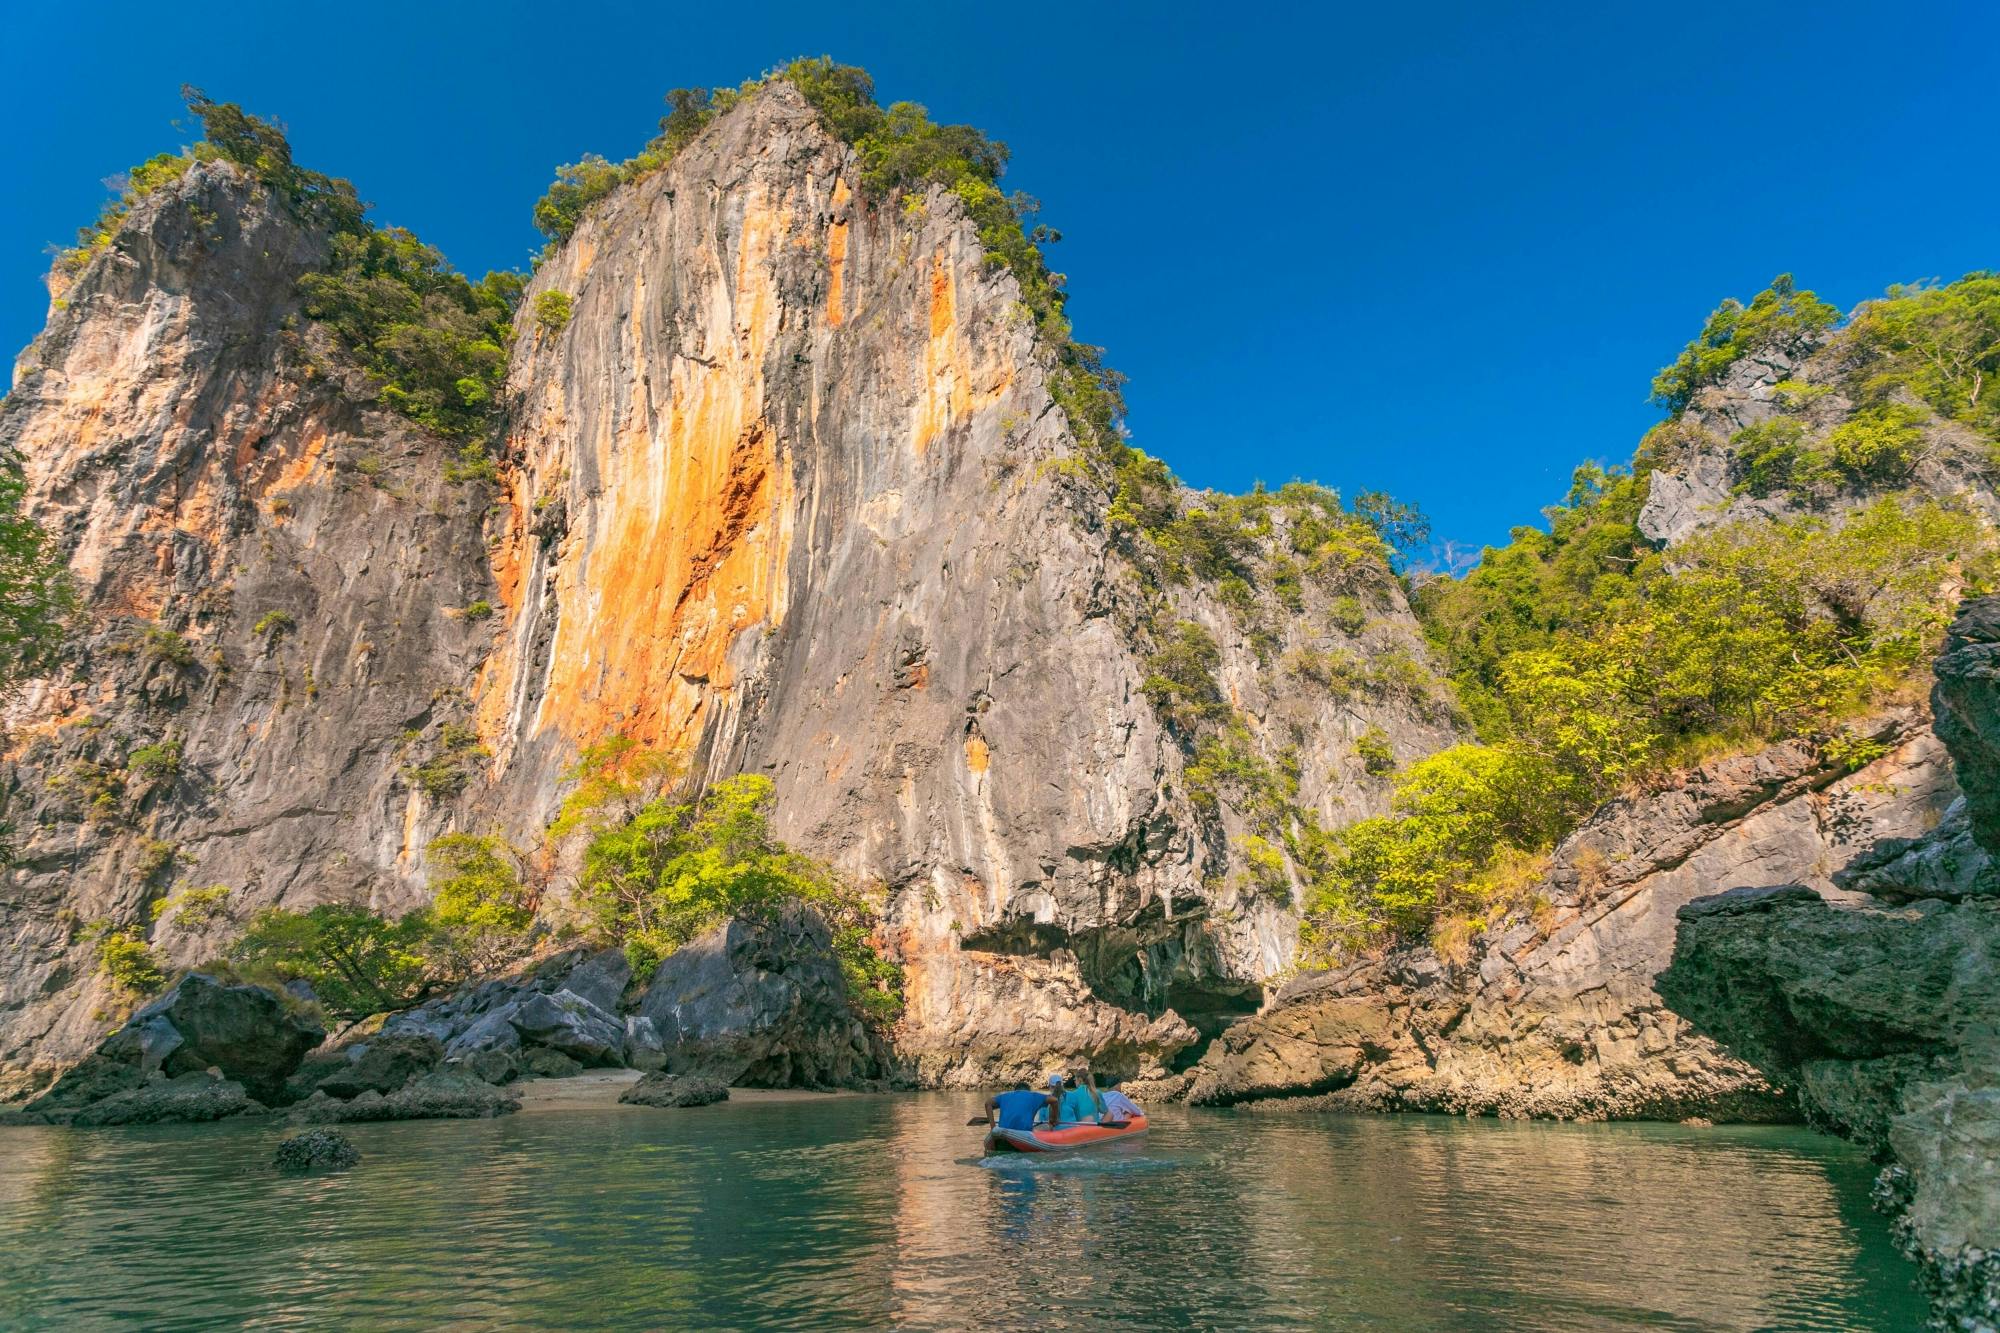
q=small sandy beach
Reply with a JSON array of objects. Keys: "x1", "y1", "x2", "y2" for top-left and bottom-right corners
[{"x1": 513, "y1": 1069, "x2": 863, "y2": 1113}]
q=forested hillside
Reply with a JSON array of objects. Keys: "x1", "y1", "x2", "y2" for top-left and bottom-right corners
[{"x1": 1301, "y1": 272, "x2": 2000, "y2": 960}]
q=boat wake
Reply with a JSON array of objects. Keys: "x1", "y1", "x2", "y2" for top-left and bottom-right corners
[{"x1": 969, "y1": 1151, "x2": 1179, "y2": 1174}]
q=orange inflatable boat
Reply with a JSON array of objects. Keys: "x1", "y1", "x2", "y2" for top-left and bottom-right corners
[{"x1": 984, "y1": 1115, "x2": 1149, "y2": 1154}]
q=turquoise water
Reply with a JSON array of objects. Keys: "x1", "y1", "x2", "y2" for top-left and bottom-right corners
[{"x1": 0, "y1": 1094, "x2": 1926, "y2": 1330}]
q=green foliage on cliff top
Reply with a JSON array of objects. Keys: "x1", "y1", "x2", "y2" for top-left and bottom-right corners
[
  {"x1": 1317, "y1": 273, "x2": 2000, "y2": 962},
  {"x1": 66, "y1": 89, "x2": 522, "y2": 444},
  {"x1": 1849, "y1": 272, "x2": 2000, "y2": 434},
  {"x1": 1651, "y1": 274, "x2": 1840, "y2": 413},
  {"x1": 530, "y1": 58, "x2": 1081, "y2": 401},
  {"x1": 1317, "y1": 486, "x2": 1994, "y2": 962}
]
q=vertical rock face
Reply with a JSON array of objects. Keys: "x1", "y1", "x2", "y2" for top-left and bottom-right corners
[
  {"x1": 472, "y1": 83, "x2": 1460, "y2": 1081},
  {"x1": 0, "y1": 161, "x2": 496, "y2": 1093},
  {"x1": 1657, "y1": 602, "x2": 2000, "y2": 1331},
  {"x1": 0, "y1": 83, "x2": 1459, "y2": 1089},
  {"x1": 1933, "y1": 597, "x2": 2000, "y2": 857}
]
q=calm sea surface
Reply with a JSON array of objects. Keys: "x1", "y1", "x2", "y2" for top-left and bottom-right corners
[{"x1": 0, "y1": 1094, "x2": 1926, "y2": 1330}]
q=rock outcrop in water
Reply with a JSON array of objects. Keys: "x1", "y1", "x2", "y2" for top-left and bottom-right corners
[
  {"x1": 620, "y1": 1072, "x2": 729, "y2": 1108},
  {"x1": 0, "y1": 81, "x2": 1459, "y2": 1094},
  {"x1": 1654, "y1": 596, "x2": 2000, "y2": 1332},
  {"x1": 274, "y1": 1128, "x2": 360, "y2": 1172},
  {"x1": 635, "y1": 906, "x2": 882, "y2": 1087}
]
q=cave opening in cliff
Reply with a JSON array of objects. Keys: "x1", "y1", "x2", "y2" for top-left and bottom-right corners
[{"x1": 960, "y1": 907, "x2": 1266, "y2": 1070}]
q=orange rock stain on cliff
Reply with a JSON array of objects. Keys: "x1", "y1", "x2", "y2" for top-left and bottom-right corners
[
  {"x1": 913, "y1": 247, "x2": 1012, "y2": 454},
  {"x1": 524, "y1": 190, "x2": 796, "y2": 756},
  {"x1": 826, "y1": 220, "x2": 849, "y2": 329}
]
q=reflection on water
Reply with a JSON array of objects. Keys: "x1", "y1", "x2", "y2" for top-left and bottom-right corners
[{"x1": 0, "y1": 1096, "x2": 1922, "y2": 1330}]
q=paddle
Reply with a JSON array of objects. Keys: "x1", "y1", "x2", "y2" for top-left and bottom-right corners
[{"x1": 966, "y1": 1115, "x2": 992, "y2": 1125}]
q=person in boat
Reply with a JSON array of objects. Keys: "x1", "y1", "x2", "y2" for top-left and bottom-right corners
[
  {"x1": 1051, "y1": 1064, "x2": 1106, "y2": 1126},
  {"x1": 986, "y1": 1079, "x2": 1058, "y2": 1134},
  {"x1": 1097, "y1": 1077, "x2": 1143, "y2": 1124},
  {"x1": 1031, "y1": 1073, "x2": 1066, "y2": 1125}
]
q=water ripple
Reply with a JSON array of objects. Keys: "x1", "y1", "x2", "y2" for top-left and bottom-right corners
[{"x1": 0, "y1": 1097, "x2": 1924, "y2": 1330}]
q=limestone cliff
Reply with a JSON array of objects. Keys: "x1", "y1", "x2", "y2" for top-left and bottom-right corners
[
  {"x1": 0, "y1": 83, "x2": 1458, "y2": 1092},
  {"x1": 0, "y1": 159, "x2": 497, "y2": 1094},
  {"x1": 1654, "y1": 597, "x2": 2000, "y2": 1331}
]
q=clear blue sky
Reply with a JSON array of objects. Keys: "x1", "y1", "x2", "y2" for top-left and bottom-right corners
[{"x1": 4, "y1": 1, "x2": 1994, "y2": 553}]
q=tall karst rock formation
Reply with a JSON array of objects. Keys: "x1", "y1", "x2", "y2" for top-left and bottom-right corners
[{"x1": 0, "y1": 82, "x2": 1458, "y2": 1092}]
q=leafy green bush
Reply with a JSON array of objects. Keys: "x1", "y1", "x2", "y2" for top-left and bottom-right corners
[
  {"x1": 578, "y1": 772, "x2": 824, "y2": 974},
  {"x1": 296, "y1": 226, "x2": 515, "y2": 441},
  {"x1": 533, "y1": 155, "x2": 629, "y2": 244},
  {"x1": 1355, "y1": 726, "x2": 1396, "y2": 776},
  {"x1": 229, "y1": 903, "x2": 440, "y2": 1022},
  {"x1": 460, "y1": 600, "x2": 494, "y2": 621},
  {"x1": 126, "y1": 90, "x2": 526, "y2": 444},
  {"x1": 1300, "y1": 743, "x2": 1568, "y2": 954},
  {"x1": 1651, "y1": 274, "x2": 1840, "y2": 413},
  {"x1": 1140, "y1": 622, "x2": 1227, "y2": 733},
  {"x1": 134, "y1": 838, "x2": 176, "y2": 883},
  {"x1": 127, "y1": 738, "x2": 182, "y2": 783},
  {"x1": 1825, "y1": 404, "x2": 1928, "y2": 488},
  {"x1": 59, "y1": 150, "x2": 206, "y2": 273},
  {"x1": 0, "y1": 461, "x2": 74, "y2": 699},
  {"x1": 403, "y1": 722, "x2": 487, "y2": 799},
  {"x1": 253, "y1": 609, "x2": 296, "y2": 640},
  {"x1": 1282, "y1": 645, "x2": 1368, "y2": 700},
  {"x1": 1733, "y1": 403, "x2": 1929, "y2": 500},
  {"x1": 1847, "y1": 273, "x2": 2000, "y2": 431},
  {"x1": 1350, "y1": 490, "x2": 1995, "y2": 961},
  {"x1": 559, "y1": 755, "x2": 899, "y2": 1019},
  {"x1": 152, "y1": 884, "x2": 234, "y2": 932},
  {"x1": 141, "y1": 627, "x2": 196, "y2": 668},
  {"x1": 532, "y1": 290, "x2": 573, "y2": 334},
  {"x1": 442, "y1": 443, "x2": 500, "y2": 484},
  {"x1": 426, "y1": 833, "x2": 533, "y2": 975},
  {"x1": 83, "y1": 921, "x2": 164, "y2": 995}
]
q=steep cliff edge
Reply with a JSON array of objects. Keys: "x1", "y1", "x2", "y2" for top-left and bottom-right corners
[
  {"x1": 0, "y1": 158, "x2": 496, "y2": 1095},
  {"x1": 0, "y1": 80, "x2": 1459, "y2": 1091}
]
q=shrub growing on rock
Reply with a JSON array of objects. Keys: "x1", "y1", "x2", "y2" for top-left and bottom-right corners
[
  {"x1": 558, "y1": 747, "x2": 901, "y2": 1020},
  {"x1": 82, "y1": 920, "x2": 164, "y2": 995}
]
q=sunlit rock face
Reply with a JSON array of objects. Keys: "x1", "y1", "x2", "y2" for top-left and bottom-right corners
[
  {"x1": 0, "y1": 84, "x2": 1460, "y2": 1092},
  {"x1": 477, "y1": 83, "x2": 1459, "y2": 1083},
  {"x1": 0, "y1": 160, "x2": 497, "y2": 1095}
]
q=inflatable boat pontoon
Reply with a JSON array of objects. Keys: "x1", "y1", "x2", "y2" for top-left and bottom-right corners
[{"x1": 984, "y1": 1115, "x2": 1149, "y2": 1154}]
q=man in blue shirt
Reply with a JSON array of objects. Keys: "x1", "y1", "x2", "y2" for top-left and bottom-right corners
[{"x1": 987, "y1": 1079, "x2": 1057, "y2": 1131}]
